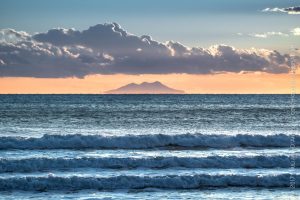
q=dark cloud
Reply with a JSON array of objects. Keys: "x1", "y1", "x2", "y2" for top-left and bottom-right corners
[
  {"x1": 262, "y1": 6, "x2": 300, "y2": 14},
  {"x1": 284, "y1": 6, "x2": 300, "y2": 13},
  {"x1": 0, "y1": 23, "x2": 295, "y2": 78}
]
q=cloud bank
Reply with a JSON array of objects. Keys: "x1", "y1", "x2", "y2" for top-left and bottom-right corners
[
  {"x1": 0, "y1": 23, "x2": 295, "y2": 78},
  {"x1": 262, "y1": 6, "x2": 300, "y2": 15}
]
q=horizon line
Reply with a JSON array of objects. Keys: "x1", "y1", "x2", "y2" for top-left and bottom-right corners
[{"x1": 0, "y1": 93, "x2": 299, "y2": 95}]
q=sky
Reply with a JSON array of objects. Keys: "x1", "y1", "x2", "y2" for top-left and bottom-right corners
[{"x1": 0, "y1": 0, "x2": 299, "y2": 93}]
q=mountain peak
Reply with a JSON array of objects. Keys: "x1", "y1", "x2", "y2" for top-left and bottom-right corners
[
  {"x1": 140, "y1": 81, "x2": 162, "y2": 86},
  {"x1": 152, "y1": 81, "x2": 163, "y2": 85},
  {"x1": 105, "y1": 81, "x2": 184, "y2": 94}
]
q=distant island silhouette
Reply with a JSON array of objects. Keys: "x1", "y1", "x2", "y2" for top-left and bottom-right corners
[{"x1": 105, "y1": 81, "x2": 185, "y2": 94}]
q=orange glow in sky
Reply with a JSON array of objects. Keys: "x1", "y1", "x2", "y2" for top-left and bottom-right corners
[{"x1": 0, "y1": 72, "x2": 299, "y2": 94}]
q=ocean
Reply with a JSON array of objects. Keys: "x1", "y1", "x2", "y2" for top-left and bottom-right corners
[{"x1": 0, "y1": 94, "x2": 299, "y2": 199}]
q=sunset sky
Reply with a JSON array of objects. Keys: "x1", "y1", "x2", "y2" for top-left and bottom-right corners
[{"x1": 0, "y1": 0, "x2": 299, "y2": 94}]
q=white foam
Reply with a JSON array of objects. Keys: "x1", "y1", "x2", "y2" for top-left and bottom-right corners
[
  {"x1": 1, "y1": 155, "x2": 298, "y2": 172},
  {"x1": 0, "y1": 174, "x2": 297, "y2": 191},
  {"x1": 0, "y1": 133, "x2": 298, "y2": 150}
]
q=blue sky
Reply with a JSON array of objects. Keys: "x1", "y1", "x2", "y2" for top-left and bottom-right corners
[
  {"x1": 1, "y1": 0, "x2": 299, "y2": 52},
  {"x1": 0, "y1": 0, "x2": 299, "y2": 79}
]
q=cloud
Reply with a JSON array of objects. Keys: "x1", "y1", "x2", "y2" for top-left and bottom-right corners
[
  {"x1": 262, "y1": 6, "x2": 300, "y2": 15},
  {"x1": 283, "y1": 6, "x2": 300, "y2": 14},
  {"x1": 0, "y1": 23, "x2": 296, "y2": 78},
  {"x1": 0, "y1": 29, "x2": 30, "y2": 44},
  {"x1": 291, "y1": 28, "x2": 300, "y2": 36},
  {"x1": 249, "y1": 32, "x2": 289, "y2": 38}
]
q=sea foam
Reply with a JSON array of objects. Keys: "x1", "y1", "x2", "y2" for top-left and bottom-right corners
[
  {"x1": 0, "y1": 133, "x2": 298, "y2": 150},
  {"x1": 0, "y1": 174, "x2": 297, "y2": 191},
  {"x1": 1, "y1": 155, "x2": 299, "y2": 172}
]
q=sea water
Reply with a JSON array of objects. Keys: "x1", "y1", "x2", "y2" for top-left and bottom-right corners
[{"x1": 0, "y1": 94, "x2": 299, "y2": 199}]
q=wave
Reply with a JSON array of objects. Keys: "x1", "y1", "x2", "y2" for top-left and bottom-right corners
[
  {"x1": 0, "y1": 174, "x2": 297, "y2": 191},
  {"x1": 1, "y1": 155, "x2": 298, "y2": 172},
  {"x1": 0, "y1": 133, "x2": 299, "y2": 150}
]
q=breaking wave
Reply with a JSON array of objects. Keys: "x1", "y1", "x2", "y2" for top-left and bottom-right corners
[
  {"x1": 0, "y1": 174, "x2": 297, "y2": 191},
  {"x1": 0, "y1": 133, "x2": 299, "y2": 150},
  {"x1": 1, "y1": 155, "x2": 299, "y2": 172}
]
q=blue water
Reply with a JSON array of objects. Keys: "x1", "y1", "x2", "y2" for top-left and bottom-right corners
[{"x1": 0, "y1": 94, "x2": 299, "y2": 199}]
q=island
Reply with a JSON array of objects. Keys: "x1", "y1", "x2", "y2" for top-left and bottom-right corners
[{"x1": 105, "y1": 81, "x2": 185, "y2": 94}]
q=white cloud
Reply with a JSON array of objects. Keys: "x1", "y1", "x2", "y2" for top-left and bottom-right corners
[
  {"x1": 262, "y1": 8, "x2": 284, "y2": 13},
  {"x1": 0, "y1": 59, "x2": 5, "y2": 65},
  {"x1": 250, "y1": 32, "x2": 289, "y2": 38},
  {"x1": 262, "y1": 6, "x2": 300, "y2": 15},
  {"x1": 291, "y1": 28, "x2": 300, "y2": 36},
  {"x1": 0, "y1": 23, "x2": 296, "y2": 78},
  {"x1": 103, "y1": 53, "x2": 114, "y2": 61},
  {"x1": 0, "y1": 29, "x2": 30, "y2": 44},
  {"x1": 252, "y1": 34, "x2": 268, "y2": 38}
]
